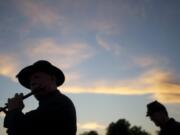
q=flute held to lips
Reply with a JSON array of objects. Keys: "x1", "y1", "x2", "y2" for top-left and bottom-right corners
[{"x1": 0, "y1": 91, "x2": 36, "y2": 113}]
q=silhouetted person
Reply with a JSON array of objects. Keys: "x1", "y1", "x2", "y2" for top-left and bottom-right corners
[
  {"x1": 146, "y1": 100, "x2": 180, "y2": 135},
  {"x1": 3, "y1": 60, "x2": 77, "y2": 135}
]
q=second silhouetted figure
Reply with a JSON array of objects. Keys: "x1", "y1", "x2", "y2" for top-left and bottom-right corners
[{"x1": 146, "y1": 100, "x2": 180, "y2": 135}]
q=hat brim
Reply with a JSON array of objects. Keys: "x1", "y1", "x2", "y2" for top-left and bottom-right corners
[{"x1": 16, "y1": 62, "x2": 65, "y2": 89}]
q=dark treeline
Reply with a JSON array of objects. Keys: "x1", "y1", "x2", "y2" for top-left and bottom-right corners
[{"x1": 79, "y1": 118, "x2": 150, "y2": 135}]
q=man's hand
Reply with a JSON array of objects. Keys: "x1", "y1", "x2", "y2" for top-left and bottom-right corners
[{"x1": 7, "y1": 93, "x2": 24, "y2": 111}]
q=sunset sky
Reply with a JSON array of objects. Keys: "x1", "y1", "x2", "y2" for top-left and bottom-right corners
[{"x1": 0, "y1": 0, "x2": 180, "y2": 135}]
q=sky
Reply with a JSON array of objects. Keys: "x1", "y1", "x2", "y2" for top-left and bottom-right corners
[{"x1": 0, "y1": 0, "x2": 180, "y2": 134}]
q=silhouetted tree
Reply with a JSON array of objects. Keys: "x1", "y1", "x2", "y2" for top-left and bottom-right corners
[
  {"x1": 106, "y1": 119, "x2": 151, "y2": 135},
  {"x1": 130, "y1": 126, "x2": 150, "y2": 135},
  {"x1": 106, "y1": 119, "x2": 132, "y2": 135},
  {"x1": 80, "y1": 130, "x2": 99, "y2": 135},
  {"x1": 80, "y1": 119, "x2": 151, "y2": 135}
]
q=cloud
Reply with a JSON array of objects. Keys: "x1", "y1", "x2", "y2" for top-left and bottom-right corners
[
  {"x1": 0, "y1": 54, "x2": 20, "y2": 80},
  {"x1": 132, "y1": 57, "x2": 159, "y2": 68},
  {"x1": 130, "y1": 55, "x2": 170, "y2": 71},
  {"x1": 78, "y1": 122, "x2": 105, "y2": 130},
  {"x1": 154, "y1": 93, "x2": 180, "y2": 104},
  {"x1": 1, "y1": 50, "x2": 179, "y2": 104},
  {"x1": 62, "y1": 69, "x2": 180, "y2": 104},
  {"x1": 14, "y1": 0, "x2": 125, "y2": 35},
  {"x1": 96, "y1": 35, "x2": 111, "y2": 51},
  {"x1": 10, "y1": 0, "x2": 150, "y2": 38},
  {"x1": 96, "y1": 35, "x2": 121, "y2": 55},
  {"x1": 15, "y1": 0, "x2": 115, "y2": 35},
  {"x1": 26, "y1": 38, "x2": 94, "y2": 69},
  {"x1": 65, "y1": 72, "x2": 82, "y2": 83},
  {"x1": 0, "y1": 38, "x2": 94, "y2": 81},
  {"x1": 17, "y1": 0, "x2": 64, "y2": 26}
]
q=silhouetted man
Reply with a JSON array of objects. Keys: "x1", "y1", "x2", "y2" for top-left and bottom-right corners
[
  {"x1": 146, "y1": 100, "x2": 180, "y2": 135},
  {"x1": 4, "y1": 60, "x2": 77, "y2": 135}
]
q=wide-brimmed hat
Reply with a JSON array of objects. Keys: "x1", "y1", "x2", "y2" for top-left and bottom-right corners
[
  {"x1": 16, "y1": 60, "x2": 65, "y2": 89},
  {"x1": 146, "y1": 100, "x2": 167, "y2": 116}
]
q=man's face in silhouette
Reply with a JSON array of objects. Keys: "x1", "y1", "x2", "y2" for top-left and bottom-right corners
[
  {"x1": 29, "y1": 71, "x2": 56, "y2": 100},
  {"x1": 149, "y1": 111, "x2": 164, "y2": 127}
]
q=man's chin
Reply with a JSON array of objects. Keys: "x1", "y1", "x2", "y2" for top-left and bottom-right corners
[
  {"x1": 154, "y1": 122, "x2": 160, "y2": 127},
  {"x1": 34, "y1": 93, "x2": 44, "y2": 101},
  {"x1": 32, "y1": 87, "x2": 44, "y2": 93}
]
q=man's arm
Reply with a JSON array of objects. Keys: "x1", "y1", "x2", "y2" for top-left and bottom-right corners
[{"x1": 3, "y1": 93, "x2": 25, "y2": 135}]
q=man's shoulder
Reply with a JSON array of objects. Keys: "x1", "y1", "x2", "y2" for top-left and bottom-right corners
[
  {"x1": 167, "y1": 118, "x2": 180, "y2": 132},
  {"x1": 169, "y1": 118, "x2": 180, "y2": 126},
  {"x1": 53, "y1": 91, "x2": 75, "y2": 107}
]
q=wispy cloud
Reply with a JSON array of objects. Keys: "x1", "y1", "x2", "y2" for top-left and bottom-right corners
[
  {"x1": 1, "y1": 46, "x2": 179, "y2": 104},
  {"x1": 132, "y1": 57, "x2": 159, "y2": 68},
  {"x1": 26, "y1": 38, "x2": 94, "y2": 69},
  {"x1": 130, "y1": 55, "x2": 170, "y2": 70},
  {"x1": 16, "y1": 0, "x2": 115, "y2": 36},
  {"x1": 15, "y1": 0, "x2": 128, "y2": 36},
  {"x1": 0, "y1": 38, "x2": 94, "y2": 80},
  {"x1": 96, "y1": 35, "x2": 121, "y2": 55},
  {"x1": 11, "y1": 0, "x2": 150, "y2": 38},
  {"x1": 65, "y1": 72, "x2": 82, "y2": 83},
  {"x1": 17, "y1": 0, "x2": 63, "y2": 26},
  {"x1": 0, "y1": 54, "x2": 20, "y2": 80},
  {"x1": 62, "y1": 69, "x2": 180, "y2": 103},
  {"x1": 78, "y1": 122, "x2": 105, "y2": 130}
]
